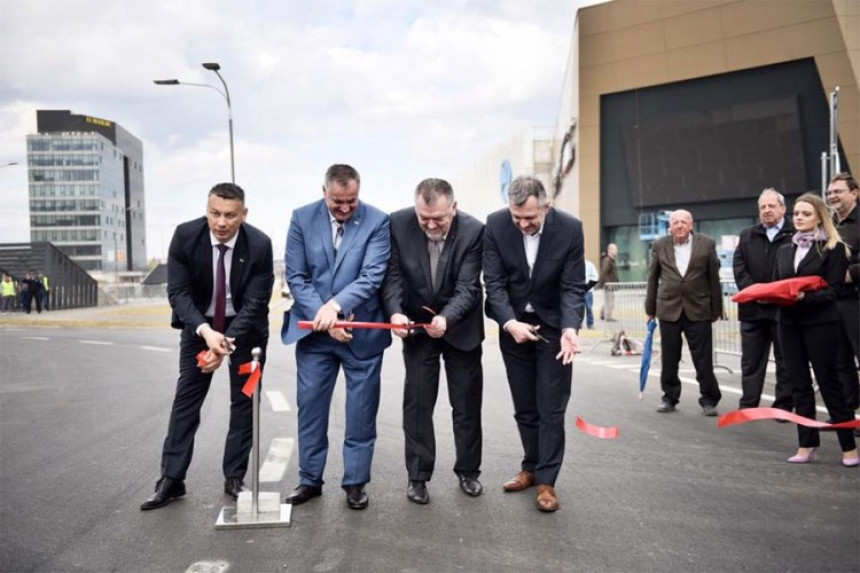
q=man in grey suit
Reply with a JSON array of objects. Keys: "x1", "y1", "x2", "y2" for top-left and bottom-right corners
[
  {"x1": 382, "y1": 178, "x2": 485, "y2": 505},
  {"x1": 645, "y1": 209, "x2": 723, "y2": 416}
]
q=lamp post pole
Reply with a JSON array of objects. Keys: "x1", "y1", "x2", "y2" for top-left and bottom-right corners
[{"x1": 154, "y1": 62, "x2": 235, "y2": 183}]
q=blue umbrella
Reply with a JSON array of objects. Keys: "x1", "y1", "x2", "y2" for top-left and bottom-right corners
[{"x1": 639, "y1": 318, "x2": 658, "y2": 399}]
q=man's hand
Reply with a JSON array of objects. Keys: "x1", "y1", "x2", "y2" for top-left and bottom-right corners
[
  {"x1": 555, "y1": 329, "x2": 581, "y2": 365},
  {"x1": 425, "y1": 315, "x2": 447, "y2": 338},
  {"x1": 200, "y1": 324, "x2": 233, "y2": 357},
  {"x1": 506, "y1": 320, "x2": 541, "y2": 344},
  {"x1": 328, "y1": 312, "x2": 354, "y2": 344},
  {"x1": 391, "y1": 313, "x2": 411, "y2": 339},
  {"x1": 313, "y1": 301, "x2": 340, "y2": 331},
  {"x1": 198, "y1": 350, "x2": 225, "y2": 373}
]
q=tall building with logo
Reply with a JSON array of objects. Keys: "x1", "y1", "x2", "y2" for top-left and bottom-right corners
[{"x1": 26, "y1": 110, "x2": 146, "y2": 274}]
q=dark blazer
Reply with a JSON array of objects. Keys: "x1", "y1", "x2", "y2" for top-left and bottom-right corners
[
  {"x1": 483, "y1": 207, "x2": 585, "y2": 330},
  {"x1": 733, "y1": 221, "x2": 795, "y2": 322},
  {"x1": 382, "y1": 208, "x2": 484, "y2": 352},
  {"x1": 834, "y1": 203, "x2": 860, "y2": 299},
  {"x1": 167, "y1": 217, "x2": 274, "y2": 340},
  {"x1": 645, "y1": 233, "x2": 723, "y2": 322},
  {"x1": 774, "y1": 240, "x2": 848, "y2": 326}
]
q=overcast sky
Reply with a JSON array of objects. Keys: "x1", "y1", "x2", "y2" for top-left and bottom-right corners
[{"x1": 1, "y1": 0, "x2": 594, "y2": 260}]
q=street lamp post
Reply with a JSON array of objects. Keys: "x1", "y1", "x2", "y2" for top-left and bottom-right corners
[
  {"x1": 0, "y1": 162, "x2": 19, "y2": 168},
  {"x1": 154, "y1": 62, "x2": 235, "y2": 183}
]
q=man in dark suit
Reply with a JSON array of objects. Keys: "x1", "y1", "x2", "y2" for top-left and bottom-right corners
[
  {"x1": 282, "y1": 164, "x2": 391, "y2": 510},
  {"x1": 141, "y1": 183, "x2": 274, "y2": 511},
  {"x1": 733, "y1": 188, "x2": 794, "y2": 411},
  {"x1": 483, "y1": 175, "x2": 585, "y2": 513},
  {"x1": 645, "y1": 209, "x2": 723, "y2": 416},
  {"x1": 382, "y1": 178, "x2": 484, "y2": 505}
]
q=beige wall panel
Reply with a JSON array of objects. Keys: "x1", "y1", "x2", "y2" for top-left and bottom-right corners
[
  {"x1": 719, "y1": 0, "x2": 834, "y2": 38},
  {"x1": 580, "y1": 64, "x2": 619, "y2": 97},
  {"x1": 666, "y1": 41, "x2": 729, "y2": 82},
  {"x1": 725, "y1": 18, "x2": 846, "y2": 69},
  {"x1": 832, "y1": 0, "x2": 860, "y2": 17},
  {"x1": 580, "y1": 124, "x2": 600, "y2": 157},
  {"x1": 612, "y1": 52, "x2": 670, "y2": 90},
  {"x1": 580, "y1": 20, "x2": 667, "y2": 67},
  {"x1": 815, "y1": 52, "x2": 858, "y2": 89},
  {"x1": 579, "y1": 0, "x2": 730, "y2": 37},
  {"x1": 663, "y1": 7, "x2": 726, "y2": 50},
  {"x1": 579, "y1": 95, "x2": 601, "y2": 128},
  {"x1": 836, "y1": 15, "x2": 859, "y2": 50}
]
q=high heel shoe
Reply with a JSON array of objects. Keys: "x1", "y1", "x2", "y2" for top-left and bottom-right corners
[
  {"x1": 842, "y1": 456, "x2": 859, "y2": 468},
  {"x1": 787, "y1": 448, "x2": 817, "y2": 464}
]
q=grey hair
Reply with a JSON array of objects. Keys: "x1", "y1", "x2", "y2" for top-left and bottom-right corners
[
  {"x1": 508, "y1": 176, "x2": 547, "y2": 207},
  {"x1": 414, "y1": 178, "x2": 454, "y2": 206},
  {"x1": 759, "y1": 187, "x2": 785, "y2": 206}
]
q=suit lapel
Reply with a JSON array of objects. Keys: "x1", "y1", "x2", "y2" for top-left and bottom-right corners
[
  {"x1": 315, "y1": 201, "x2": 336, "y2": 270},
  {"x1": 408, "y1": 216, "x2": 434, "y2": 293},
  {"x1": 531, "y1": 208, "x2": 554, "y2": 281},
  {"x1": 333, "y1": 202, "x2": 364, "y2": 274},
  {"x1": 230, "y1": 226, "x2": 248, "y2": 293},
  {"x1": 197, "y1": 224, "x2": 214, "y2": 293},
  {"x1": 431, "y1": 214, "x2": 458, "y2": 294},
  {"x1": 503, "y1": 215, "x2": 530, "y2": 279}
]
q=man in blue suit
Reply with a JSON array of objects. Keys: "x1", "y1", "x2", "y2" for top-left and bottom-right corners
[{"x1": 282, "y1": 164, "x2": 391, "y2": 510}]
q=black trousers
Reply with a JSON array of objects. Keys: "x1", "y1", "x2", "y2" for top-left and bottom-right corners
[
  {"x1": 659, "y1": 313, "x2": 721, "y2": 407},
  {"x1": 160, "y1": 321, "x2": 267, "y2": 481},
  {"x1": 835, "y1": 297, "x2": 860, "y2": 410},
  {"x1": 499, "y1": 315, "x2": 571, "y2": 487},
  {"x1": 402, "y1": 335, "x2": 483, "y2": 481},
  {"x1": 779, "y1": 321, "x2": 856, "y2": 452},
  {"x1": 739, "y1": 320, "x2": 792, "y2": 410}
]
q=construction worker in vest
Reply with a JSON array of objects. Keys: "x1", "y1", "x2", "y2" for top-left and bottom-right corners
[
  {"x1": 40, "y1": 273, "x2": 50, "y2": 311},
  {"x1": 1, "y1": 274, "x2": 16, "y2": 312}
]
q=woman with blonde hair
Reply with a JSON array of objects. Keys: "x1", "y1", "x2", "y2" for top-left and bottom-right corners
[{"x1": 774, "y1": 192, "x2": 858, "y2": 466}]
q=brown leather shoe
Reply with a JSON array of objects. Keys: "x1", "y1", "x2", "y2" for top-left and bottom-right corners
[
  {"x1": 502, "y1": 470, "x2": 535, "y2": 492},
  {"x1": 536, "y1": 485, "x2": 559, "y2": 512}
]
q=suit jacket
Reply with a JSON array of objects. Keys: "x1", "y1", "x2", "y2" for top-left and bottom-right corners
[
  {"x1": 167, "y1": 217, "x2": 274, "y2": 341},
  {"x1": 645, "y1": 233, "x2": 722, "y2": 322},
  {"x1": 282, "y1": 199, "x2": 391, "y2": 359},
  {"x1": 483, "y1": 207, "x2": 585, "y2": 330},
  {"x1": 774, "y1": 240, "x2": 848, "y2": 326},
  {"x1": 382, "y1": 208, "x2": 484, "y2": 352},
  {"x1": 732, "y1": 221, "x2": 795, "y2": 322}
]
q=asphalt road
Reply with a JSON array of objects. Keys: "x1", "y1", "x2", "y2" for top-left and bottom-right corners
[{"x1": 1, "y1": 310, "x2": 858, "y2": 572}]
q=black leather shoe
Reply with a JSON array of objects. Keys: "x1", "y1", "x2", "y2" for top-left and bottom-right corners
[
  {"x1": 407, "y1": 480, "x2": 429, "y2": 504},
  {"x1": 224, "y1": 478, "x2": 245, "y2": 500},
  {"x1": 457, "y1": 474, "x2": 483, "y2": 497},
  {"x1": 140, "y1": 477, "x2": 186, "y2": 511},
  {"x1": 284, "y1": 484, "x2": 322, "y2": 505},
  {"x1": 344, "y1": 484, "x2": 368, "y2": 510},
  {"x1": 656, "y1": 401, "x2": 676, "y2": 413},
  {"x1": 701, "y1": 404, "x2": 718, "y2": 417}
]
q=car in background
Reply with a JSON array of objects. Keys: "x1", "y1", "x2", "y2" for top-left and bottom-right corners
[{"x1": 717, "y1": 248, "x2": 738, "y2": 295}]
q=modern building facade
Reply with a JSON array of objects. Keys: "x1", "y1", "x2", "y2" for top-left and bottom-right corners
[{"x1": 27, "y1": 110, "x2": 146, "y2": 273}]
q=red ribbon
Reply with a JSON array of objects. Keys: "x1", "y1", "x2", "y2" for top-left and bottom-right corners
[
  {"x1": 575, "y1": 416, "x2": 620, "y2": 439},
  {"x1": 718, "y1": 407, "x2": 860, "y2": 429},
  {"x1": 298, "y1": 320, "x2": 430, "y2": 330},
  {"x1": 239, "y1": 361, "x2": 262, "y2": 398}
]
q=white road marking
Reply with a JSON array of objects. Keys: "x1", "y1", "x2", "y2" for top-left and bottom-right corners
[
  {"x1": 185, "y1": 561, "x2": 230, "y2": 573},
  {"x1": 79, "y1": 340, "x2": 113, "y2": 345},
  {"x1": 20, "y1": 336, "x2": 49, "y2": 340},
  {"x1": 265, "y1": 390, "x2": 291, "y2": 412},
  {"x1": 140, "y1": 345, "x2": 172, "y2": 352},
  {"x1": 259, "y1": 437, "x2": 293, "y2": 483}
]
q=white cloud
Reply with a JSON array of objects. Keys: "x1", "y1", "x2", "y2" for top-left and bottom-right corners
[{"x1": 0, "y1": 0, "x2": 581, "y2": 260}]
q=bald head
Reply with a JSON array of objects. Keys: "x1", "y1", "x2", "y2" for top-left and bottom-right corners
[{"x1": 669, "y1": 210, "x2": 693, "y2": 244}]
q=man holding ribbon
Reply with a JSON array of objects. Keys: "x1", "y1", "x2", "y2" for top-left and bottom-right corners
[
  {"x1": 141, "y1": 183, "x2": 274, "y2": 511},
  {"x1": 282, "y1": 164, "x2": 391, "y2": 510},
  {"x1": 382, "y1": 178, "x2": 485, "y2": 505}
]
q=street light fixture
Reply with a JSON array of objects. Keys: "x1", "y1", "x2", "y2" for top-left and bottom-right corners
[
  {"x1": 0, "y1": 161, "x2": 19, "y2": 168},
  {"x1": 153, "y1": 62, "x2": 235, "y2": 183}
]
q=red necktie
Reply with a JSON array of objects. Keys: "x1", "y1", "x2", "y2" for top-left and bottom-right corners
[{"x1": 213, "y1": 243, "x2": 228, "y2": 332}]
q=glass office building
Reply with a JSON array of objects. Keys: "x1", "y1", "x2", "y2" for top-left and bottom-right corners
[{"x1": 27, "y1": 110, "x2": 146, "y2": 273}]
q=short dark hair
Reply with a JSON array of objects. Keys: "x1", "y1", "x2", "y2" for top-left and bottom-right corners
[
  {"x1": 830, "y1": 172, "x2": 858, "y2": 192},
  {"x1": 209, "y1": 182, "x2": 245, "y2": 203},
  {"x1": 508, "y1": 175, "x2": 547, "y2": 207},
  {"x1": 324, "y1": 164, "x2": 360, "y2": 189},
  {"x1": 414, "y1": 178, "x2": 454, "y2": 205}
]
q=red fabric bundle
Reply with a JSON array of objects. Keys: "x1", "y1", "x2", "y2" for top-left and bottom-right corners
[{"x1": 731, "y1": 276, "x2": 828, "y2": 306}]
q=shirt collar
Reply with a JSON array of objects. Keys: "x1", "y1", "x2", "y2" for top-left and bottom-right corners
[{"x1": 210, "y1": 231, "x2": 239, "y2": 250}]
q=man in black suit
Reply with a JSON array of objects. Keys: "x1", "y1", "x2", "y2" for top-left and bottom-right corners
[
  {"x1": 645, "y1": 209, "x2": 723, "y2": 416},
  {"x1": 141, "y1": 183, "x2": 274, "y2": 511},
  {"x1": 382, "y1": 178, "x2": 485, "y2": 505},
  {"x1": 483, "y1": 175, "x2": 585, "y2": 513},
  {"x1": 733, "y1": 188, "x2": 794, "y2": 411}
]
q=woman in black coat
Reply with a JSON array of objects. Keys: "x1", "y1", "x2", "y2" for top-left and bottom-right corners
[{"x1": 775, "y1": 193, "x2": 858, "y2": 467}]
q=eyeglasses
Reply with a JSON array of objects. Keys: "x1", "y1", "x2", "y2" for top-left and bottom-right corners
[{"x1": 824, "y1": 188, "x2": 850, "y2": 196}]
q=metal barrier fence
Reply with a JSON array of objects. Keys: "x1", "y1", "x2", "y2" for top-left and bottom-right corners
[{"x1": 595, "y1": 282, "x2": 742, "y2": 372}]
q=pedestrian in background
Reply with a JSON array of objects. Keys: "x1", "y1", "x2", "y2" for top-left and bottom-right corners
[
  {"x1": 733, "y1": 188, "x2": 794, "y2": 411},
  {"x1": 598, "y1": 244, "x2": 618, "y2": 322},
  {"x1": 773, "y1": 193, "x2": 858, "y2": 466},
  {"x1": 581, "y1": 259, "x2": 598, "y2": 330},
  {"x1": 1, "y1": 274, "x2": 16, "y2": 311}
]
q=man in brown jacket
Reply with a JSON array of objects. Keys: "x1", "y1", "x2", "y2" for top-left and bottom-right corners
[{"x1": 645, "y1": 210, "x2": 723, "y2": 416}]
